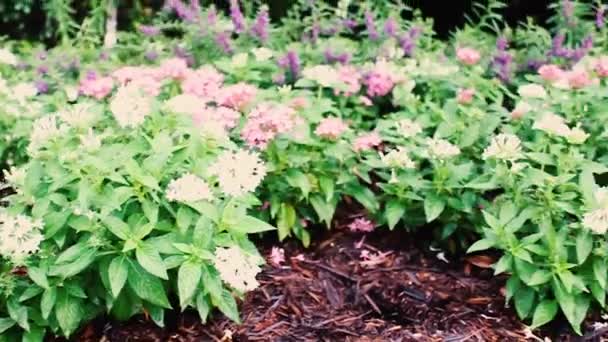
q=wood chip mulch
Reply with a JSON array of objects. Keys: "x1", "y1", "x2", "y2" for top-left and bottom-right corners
[{"x1": 66, "y1": 229, "x2": 608, "y2": 342}]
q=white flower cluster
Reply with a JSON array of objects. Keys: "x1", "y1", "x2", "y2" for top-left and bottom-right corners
[
  {"x1": 533, "y1": 112, "x2": 589, "y2": 144},
  {"x1": 395, "y1": 118, "x2": 422, "y2": 138},
  {"x1": 482, "y1": 133, "x2": 522, "y2": 161},
  {"x1": 164, "y1": 94, "x2": 206, "y2": 116},
  {"x1": 28, "y1": 114, "x2": 69, "y2": 155},
  {"x1": 518, "y1": 84, "x2": 547, "y2": 99},
  {"x1": 0, "y1": 48, "x2": 18, "y2": 66},
  {"x1": 251, "y1": 47, "x2": 273, "y2": 62},
  {"x1": 380, "y1": 147, "x2": 416, "y2": 169},
  {"x1": 582, "y1": 188, "x2": 608, "y2": 234},
  {"x1": 426, "y1": 138, "x2": 460, "y2": 160},
  {"x1": 80, "y1": 128, "x2": 102, "y2": 152},
  {"x1": 110, "y1": 83, "x2": 152, "y2": 128},
  {"x1": 208, "y1": 150, "x2": 267, "y2": 197},
  {"x1": 213, "y1": 246, "x2": 262, "y2": 292},
  {"x1": 302, "y1": 65, "x2": 340, "y2": 88},
  {"x1": 0, "y1": 213, "x2": 44, "y2": 261},
  {"x1": 60, "y1": 102, "x2": 100, "y2": 129},
  {"x1": 166, "y1": 173, "x2": 213, "y2": 203}
]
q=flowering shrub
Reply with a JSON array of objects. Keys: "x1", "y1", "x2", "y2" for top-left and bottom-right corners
[{"x1": 0, "y1": 0, "x2": 608, "y2": 338}]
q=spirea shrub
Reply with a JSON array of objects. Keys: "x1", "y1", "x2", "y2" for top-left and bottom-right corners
[{"x1": 0, "y1": 0, "x2": 608, "y2": 338}]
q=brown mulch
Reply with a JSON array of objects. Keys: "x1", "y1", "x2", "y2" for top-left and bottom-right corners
[{"x1": 65, "y1": 228, "x2": 608, "y2": 342}]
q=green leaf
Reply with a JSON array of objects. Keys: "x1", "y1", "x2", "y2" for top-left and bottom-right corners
[
  {"x1": 55, "y1": 292, "x2": 82, "y2": 337},
  {"x1": 196, "y1": 293, "x2": 211, "y2": 323},
  {"x1": 348, "y1": 185, "x2": 379, "y2": 212},
  {"x1": 558, "y1": 270, "x2": 587, "y2": 293},
  {"x1": 176, "y1": 207, "x2": 194, "y2": 234},
  {"x1": 424, "y1": 195, "x2": 445, "y2": 223},
  {"x1": 127, "y1": 261, "x2": 171, "y2": 309},
  {"x1": 193, "y1": 217, "x2": 213, "y2": 249},
  {"x1": 22, "y1": 326, "x2": 44, "y2": 342},
  {"x1": 201, "y1": 266, "x2": 223, "y2": 299},
  {"x1": 178, "y1": 260, "x2": 202, "y2": 308},
  {"x1": 27, "y1": 267, "x2": 48, "y2": 289},
  {"x1": 40, "y1": 288, "x2": 56, "y2": 321},
  {"x1": 286, "y1": 169, "x2": 311, "y2": 198},
  {"x1": 591, "y1": 282, "x2": 606, "y2": 307},
  {"x1": 136, "y1": 243, "x2": 169, "y2": 280},
  {"x1": 514, "y1": 287, "x2": 535, "y2": 319},
  {"x1": 554, "y1": 280, "x2": 589, "y2": 335},
  {"x1": 594, "y1": 259, "x2": 607, "y2": 289},
  {"x1": 49, "y1": 249, "x2": 97, "y2": 278},
  {"x1": 108, "y1": 256, "x2": 129, "y2": 297},
  {"x1": 318, "y1": 176, "x2": 335, "y2": 202},
  {"x1": 0, "y1": 318, "x2": 15, "y2": 334},
  {"x1": 493, "y1": 254, "x2": 512, "y2": 275},
  {"x1": 216, "y1": 290, "x2": 240, "y2": 323},
  {"x1": 233, "y1": 215, "x2": 276, "y2": 234},
  {"x1": 309, "y1": 194, "x2": 336, "y2": 228},
  {"x1": 530, "y1": 300, "x2": 558, "y2": 329},
  {"x1": 576, "y1": 232, "x2": 593, "y2": 264},
  {"x1": 467, "y1": 238, "x2": 494, "y2": 253},
  {"x1": 101, "y1": 215, "x2": 131, "y2": 240},
  {"x1": 277, "y1": 204, "x2": 296, "y2": 241},
  {"x1": 527, "y1": 270, "x2": 552, "y2": 286},
  {"x1": 385, "y1": 200, "x2": 406, "y2": 230}
]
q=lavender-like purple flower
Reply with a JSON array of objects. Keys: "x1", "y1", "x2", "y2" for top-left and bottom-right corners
[
  {"x1": 491, "y1": 36, "x2": 513, "y2": 82},
  {"x1": 37, "y1": 51, "x2": 47, "y2": 61},
  {"x1": 165, "y1": 0, "x2": 197, "y2": 23},
  {"x1": 398, "y1": 26, "x2": 421, "y2": 57},
  {"x1": 597, "y1": 5, "x2": 606, "y2": 28},
  {"x1": 37, "y1": 65, "x2": 49, "y2": 75},
  {"x1": 230, "y1": 0, "x2": 246, "y2": 34},
  {"x1": 343, "y1": 18, "x2": 357, "y2": 31},
  {"x1": 278, "y1": 50, "x2": 300, "y2": 78},
  {"x1": 273, "y1": 73, "x2": 286, "y2": 85},
  {"x1": 85, "y1": 70, "x2": 98, "y2": 80},
  {"x1": 384, "y1": 17, "x2": 397, "y2": 37},
  {"x1": 311, "y1": 21, "x2": 320, "y2": 44},
  {"x1": 251, "y1": 6, "x2": 270, "y2": 43},
  {"x1": 215, "y1": 31, "x2": 233, "y2": 54},
  {"x1": 207, "y1": 6, "x2": 217, "y2": 26},
  {"x1": 144, "y1": 50, "x2": 158, "y2": 62},
  {"x1": 324, "y1": 49, "x2": 351, "y2": 64},
  {"x1": 139, "y1": 25, "x2": 161, "y2": 37},
  {"x1": 365, "y1": 10, "x2": 379, "y2": 41},
  {"x1": 35, "y1": 80, "x2": 49, "y2": 94}
]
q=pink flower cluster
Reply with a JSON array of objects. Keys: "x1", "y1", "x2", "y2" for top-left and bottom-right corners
[
  {"x1": 456, "y1": 47, "x2": 481, "y2": 65},
  {"x1": 353, "y1": 131, "x2": 382, "y2": 152},
  {"x1": 315, "y1": 117, "x2": 348, "y2": 139},
  {"x1": 181, "y1": 66, "x2": 224, "y2": 100},
  {"x1": 348, "y1": 218, "x2": 375, "y2": 233},
  {"x1": 160, "y1": 57, "x2": 189, "y2": 80},
  {"x1": 364, "y1": 66, "x2": 395, "y2": 97},
  {"x1": 269, "y1": 247, "x2": 285, "y2": 266},
  {"x1": 80, "y1": 76, "x2": 114, "y2": 100},
  {"x1": 192, "y1": 106, "x2": 240, "y2": 129},
  {"x1": 596, "y1": 57, "x2": 608, "y2": 77},
  {"x1": 537, "y1": 64, "x2": 597, "y2": 89},
  {"x1": 241, "y1": 102, "x2": 298, "y2": 148},
  {"x1": 334, "y1": 65, "x2": 362, "y2": 96},
  {"x1": 457, "y1": 88, "x2": 475, "y2": 104},
  {"x1": 215, "y1": 83, "x2": 257, "y2": 110}
]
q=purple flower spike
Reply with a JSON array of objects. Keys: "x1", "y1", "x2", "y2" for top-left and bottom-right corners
[
  {"x1": 597, "y1": 5, "x2": 605, "y2": 28},
  {"x1": 384, "y1": 17, "x2": 397, "y2": 37},
  {"x1": 251, "y1": 6, "x2": 270, "y2": 43},
  {"x1": 215, "y1": 31, "x2": 233, "y2": 54},
  {"x1": 35, "y1": 80, "x2": 49, "y2": 94},
  {"x1": 365, "y1": 10, "x2": 379, "y2": 41},
  {"x1": 139, "y1": 25, "x2": 160, "y2": 37},
  {"x1": 230, "y1": 0, "x2": 245, "y2": 34}
]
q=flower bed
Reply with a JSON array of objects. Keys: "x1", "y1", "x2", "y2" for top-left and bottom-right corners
[{"x1": 0, "y1": 0, "x2": 608, "y2": 340}]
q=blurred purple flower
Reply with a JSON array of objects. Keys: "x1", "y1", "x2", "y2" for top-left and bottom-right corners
[
  {"x1": 273, "y1": 73, "x2": 286, "y2": 85},
  {"x1": 37, "y1": 51, "x2": 47, "y2": 61},
  {"x1": 365, "y1": 10, "x2": 379, "y2": 41},
  {"x1": 37, "y1": 65, "x2": 49, "y2": 75},
  {"x1": 207, "y1": 6, "x2": 217, "y2": 26},
  {"x1": 383, "y1": 17, "x2": 397, "y2": 37},
  {"x1": 215, "y1": 31, "x2": 233, "y2": 54},
  {"x1": 562, "y1": 0, "x2": 575, "y2": 26},
  {"x1": 491, "y1": 36, "x2": 513, "y2": 82},
  {"x1": 343, "y1": 18, "x2": 357, "y2": 31},
  {"x1": 399, "y1": 26, "x2": 421, "y2": 57},
  {"x1": 139, "y1": 25, "x2": 161, "y2": 37},
  {"x1": 230, "y1": 0, "x2": 245, "y2": 34},
  {"x1": 145, "y1": 50, "x2": 158, "y2": 62},
  {"x1": 35, "y1": 80, "x2": 49, "y2": 94},
  {"x1": 251, "y1": 6, "x2": 270, "y2": 43},
  {"x1": 597, "y1": 5, "x2": 606, "y2": 28},
  {"x1": 324, "y1": 49, "x2": 351, "y2": 64},
  {"x1": 165, "y1": 0, "x2": 197, "y2": 23},
  {"x1": 278, "y1": 50, "x2": 300, "y2": 78},
  {"x1": 85, "y1": 70, "x2": 98, "y2": 80}
]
